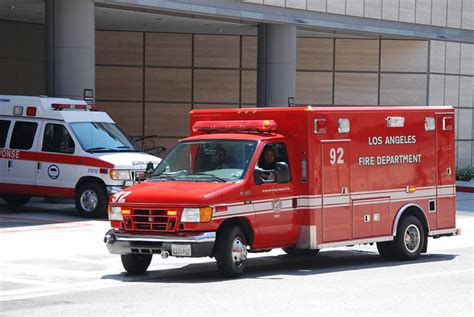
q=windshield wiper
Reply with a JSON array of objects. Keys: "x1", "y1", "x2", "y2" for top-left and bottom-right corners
[
  {"x1": 192, "y1": 173, "x2": 227, "y2": 182},
  {"x1": 116, "y1": 146, "x2": 139, "y2": 152},
  {"x1": 86, "y1": 147, "x2": 118, "y2": 153}
]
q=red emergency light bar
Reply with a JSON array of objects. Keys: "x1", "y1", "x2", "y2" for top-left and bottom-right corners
[
  {"x1": 51, "y1": 104, "x2": 100, "y2": 111},
  {"x1": 193, "y1": 120, "x2": 277, "y2": 133}
]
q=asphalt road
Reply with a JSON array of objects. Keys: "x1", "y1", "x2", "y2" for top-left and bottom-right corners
[{"x1": 0, "y1": 194, "x2": 472, "y2": 316}]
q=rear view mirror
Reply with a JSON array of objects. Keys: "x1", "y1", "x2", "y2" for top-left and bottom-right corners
[
  {"x1": 145, "y1": 162, "x2": 154, "y2": 178},
  {"x1": 274, "y1": 162, "x2": 290, "y2": 183}
]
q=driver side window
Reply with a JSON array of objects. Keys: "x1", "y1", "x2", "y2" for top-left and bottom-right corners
[{"x1": 256, "y1": 142, "x2": 290, "y2": 184}]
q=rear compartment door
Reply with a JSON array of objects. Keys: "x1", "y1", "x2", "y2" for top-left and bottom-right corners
[
  {"x1": 321, "y1": 140, "x2": 351, "y2": 242},
  {"x1": 0, "y1": 119, "x2": 12, "y2": 187},
  {"x1": 4, "y1": 119, "x2": 39, "y2": 193},
  {"x1": 436, "y1": 113, "x2": 456, "y2": 229}
]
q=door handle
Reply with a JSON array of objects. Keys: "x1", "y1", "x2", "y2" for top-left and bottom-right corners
[
  {"x1": 7, "y1": 160, "x2": 11, "y2": 168},
  {"x1": 37, "y1": 162, "x2": 41, "y2": 170}
]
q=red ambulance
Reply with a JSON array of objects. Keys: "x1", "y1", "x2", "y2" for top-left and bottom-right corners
[{"x1": 104, "y1": 106, "x2": 460, "y2": 277}]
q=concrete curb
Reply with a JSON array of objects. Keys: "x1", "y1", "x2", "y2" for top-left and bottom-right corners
[{"x1": 456, "y1": 181, "x2": 474, "y2": 193}]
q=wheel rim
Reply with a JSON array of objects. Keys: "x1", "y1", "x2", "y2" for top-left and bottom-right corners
[
  {"x1": 80, "y1": 189, "x2": 98, "y2": 212},
  {"x1": 231, "y1": 236, "x2": 247, "y2": 268},
  {"x1": 404, "y1": 224, "x2": 421, "y2": 253}
]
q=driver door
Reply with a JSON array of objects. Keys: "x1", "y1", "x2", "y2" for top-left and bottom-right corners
[{"x1": 252, "y1": 141, "x2": 297, "y2": 248}]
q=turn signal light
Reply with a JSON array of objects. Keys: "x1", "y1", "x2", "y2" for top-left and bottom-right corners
[
  {"x1": 121, "y1": 209, "x2": 131, "y2": 215},
  {"x1": 167, "y1": 210, "x2": 177, "y2": 216},
  {"x1": 406, "y1": 186, "x2": 416, "y2": 193},
  {"x1": 199, "y1": 207, "x2": 213, "y2": 223}
]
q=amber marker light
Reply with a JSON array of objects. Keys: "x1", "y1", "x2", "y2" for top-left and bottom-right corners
[
  {"x1": 167, "y1": 210, "x2": 177, "y2": 216},
  {"x1": 406, "y1": 186, "x2": 416, "y2": 193},
  {"x1": 200, "y1": 207, "x2": 213, "y2": 223},
  {"x1": 121, "y1": 209, "x2": 131, "y2": 215}
]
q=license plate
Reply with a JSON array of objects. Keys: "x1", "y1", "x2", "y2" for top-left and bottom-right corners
[{"x1": 171, "y1": 244, "x2": 192, "y2": 257}]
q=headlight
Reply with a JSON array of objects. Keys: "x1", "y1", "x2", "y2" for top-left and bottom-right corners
[
  {"x1": 109, "y1": 169, "x2": 131, "y2": 180},
  {"x1": 109, "y1": 206, "x2": 123, "y2": 221},
  {"x1": 181, "y1": 207, "x2": 213, "y2": 223},
  {"x1": 109, "y1": 206, "x2": 131, "y2": 221}
]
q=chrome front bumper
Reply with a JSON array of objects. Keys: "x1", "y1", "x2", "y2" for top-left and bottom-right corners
[{"x1": 104, "y1": 229, "x2": 216, "y2": 257}]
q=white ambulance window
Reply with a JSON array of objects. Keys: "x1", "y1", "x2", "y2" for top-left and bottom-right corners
[
  {"x1": 0, "y1": 120, "x2": 11, "y2": 148},
  {"x1": 10, "y1": 121, "x2": 37, "y2": 150},
  {"x1": 42, "y1": 123, "x2": 75, "y2": 154}
]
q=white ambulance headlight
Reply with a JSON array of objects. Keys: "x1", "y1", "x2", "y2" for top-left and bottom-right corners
[
  {"x1": 109, "y1": 169, "x2": 131, "y2": 180},
  {"x1": 109, "y1": 206, "x2": 123, "y2": 221},
  {"x1": 181, "y1": 208, "x2": 200, "y2": 222}
]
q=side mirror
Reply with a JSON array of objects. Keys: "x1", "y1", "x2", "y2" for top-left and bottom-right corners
[
  {"x1": 145, "y1": 162, "x2": 154, "y2": 178},
  {"x1": 274, "y1": 162, "x2": 290, "y2": 183}
]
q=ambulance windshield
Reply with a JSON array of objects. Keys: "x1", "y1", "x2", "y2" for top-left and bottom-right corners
[
  {"x1": 151, "y1": 140, "x2": 257, "y2": 182},
  {"x1": 70, "y1": 122, "x2": 138, "y2": 153}
]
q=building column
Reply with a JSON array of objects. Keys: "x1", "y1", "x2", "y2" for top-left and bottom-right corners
[
  {"x1": 257, "y1": 24, "x2": 297, "y2": 107},
  {"x1": 46, "y1": 0, "x2": 95, "y2": 101}
]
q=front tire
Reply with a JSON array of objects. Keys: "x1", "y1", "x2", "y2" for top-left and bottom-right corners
[
  {"x1": 391, "y1": 215, "x2": 425, "y2": 260},
  {"x1": 215, "y1": 226, "x2": 248, "y2": 278},
  {"x1": 2, "y1": 194, "x2": 31, "y2": 206},
  {"x1": 75, "y1": 182, "x2": 108, "y2": 218},
  {"x1": 282, "y1": 247, "x2": 320, "y2": 256},
  {"x1": 121, "y1": 254, "x2": 152, "y2": 275}
]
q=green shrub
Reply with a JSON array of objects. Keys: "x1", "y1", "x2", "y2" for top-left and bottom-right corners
[{"x1": 456, "y1": 166, "x2": 474, "y2": 181}]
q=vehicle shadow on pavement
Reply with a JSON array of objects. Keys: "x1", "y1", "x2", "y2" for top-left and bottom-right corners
[
  {"x1": 101, "y1": 250, "x2": 457, "y2": 283},
  {"x1": 0, "y1": 199, "x2": 107, "y2": 229}
]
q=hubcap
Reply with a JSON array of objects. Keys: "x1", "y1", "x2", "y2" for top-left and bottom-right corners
[
  {"x1": 80, "y1": 190, "x2": 98, "y2": 212},
  {"x1": 231, "y1": 237, "x2": 247, "y2": 267},
  {"x1": 404, "y1": 224, "x2": 421, "y2": 253}
]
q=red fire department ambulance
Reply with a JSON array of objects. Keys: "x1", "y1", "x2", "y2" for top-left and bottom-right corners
[
  {"x1": 0, "y1": 95, "x2": 160, "y2": 217},
  {"x1": 104, "y1": 106, "x2": 459, "y2": 277}
]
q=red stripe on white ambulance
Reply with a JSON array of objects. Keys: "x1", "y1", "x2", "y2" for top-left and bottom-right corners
[
  {"x1": 0, "y1": 95, "x2": 160, "y2": 217},
  {"x1": 104, "y1": 106, "x2": 459, "y2": 278}
]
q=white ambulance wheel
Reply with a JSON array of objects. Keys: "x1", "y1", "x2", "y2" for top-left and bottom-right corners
[
  {"x1": 216, "y1": 226, "x2": 248, "y2": 278},
  {"x1": 75, "y1": 182, "x2": 108, "y2": 218},
  {"x1": 282, "y1": 247, "x2": 320, "y2": 256},
  {"x1": 121, "y1": 254, "x2": 152, "y2": 275},
  {"x1": 2, "y1": 194, "x2": 31, "y2": 206},
  {"x1": 391, "y1": 215, "x2": 425, "y2": 260}
]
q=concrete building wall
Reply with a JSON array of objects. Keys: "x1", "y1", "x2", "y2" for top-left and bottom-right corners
[
  {"x1": 244, "y1": 0, "x2": 474, "y2": 30},
  {"x1": 0, "y1": 20, "x2": 45, "y2": 96},
  {"x1": 0, "y1": 20, "x2": 472, "y2": 166}
]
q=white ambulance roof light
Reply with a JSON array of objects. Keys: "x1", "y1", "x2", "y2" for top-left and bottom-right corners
[
  {"x1": 425, "y1": 117, "x2": 435, "y2": 131},
  {"x1": 51, "y1": 103, "x2": 99, "y2": 111},
  {"x1": 52, "y1": 103, "x2": 71, "y2": 110},
  {"x1": 13, "y1": 106, "x2": 23, "y2": 115},
  {"x1": 26, "y1": 107, "x2": 36, "y2": 117},
  {"x1": 338, "y1": 118, "x2": 350, "y2": 134}
]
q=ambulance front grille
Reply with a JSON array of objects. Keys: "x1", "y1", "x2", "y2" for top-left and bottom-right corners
[{"x1": 127, "y1": 209, "x2": 176, "y2": 232}]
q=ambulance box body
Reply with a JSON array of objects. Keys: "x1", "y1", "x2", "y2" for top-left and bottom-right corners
[
  {"x1": 0, "y1": 95, "x2": 160, "y2": 217},
  {"x1": 104, "y1": 106, "x2": 458, "y2": 277}
]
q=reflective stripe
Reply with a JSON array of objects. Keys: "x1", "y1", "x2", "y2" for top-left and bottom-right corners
[{"x1": 211, "y1": 185, "x2": 456, "y2": 219}]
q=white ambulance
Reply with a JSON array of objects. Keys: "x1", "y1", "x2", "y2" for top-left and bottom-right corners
[{"x1": 0, "y1": 95, "x2": 161, "y2": 217}]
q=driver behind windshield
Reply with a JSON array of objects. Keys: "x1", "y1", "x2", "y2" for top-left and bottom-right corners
[{"x1": 258, "y1": 145, "x2": 276, "y2": 181}]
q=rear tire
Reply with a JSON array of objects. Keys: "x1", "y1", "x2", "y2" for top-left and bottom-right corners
[
  {"x1": 121, "y1": 254, "x2": 152, "y2": 275},
  {"x1": 282, "y1": 247, "x2": 320, "y2": 256},
  {"x1": 2, "y1": 194, "x2": 31, "y2": 206},
  {"x1": 75, "y1": 182, "x2": 108, "y2": 218},
  {"x1": 215, "y1": 226, "x2": 248, "y2": 278},
  {"x1": 391, "y1": 215, "x2": 425, "y2": 260}
]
